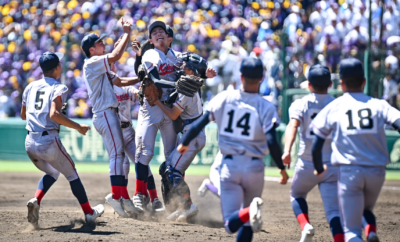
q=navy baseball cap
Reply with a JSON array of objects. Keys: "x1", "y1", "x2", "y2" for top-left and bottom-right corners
[
  {"x1": 39, "y1": 51, "x2": 64, "y2": 72},
  {"x1": 148, "y1": 20, "x2": 167, "y2": 37},
  {"x1": 339, "y1": 58, "x2": 364, "y2": 79},
  {"x1": 240, "y1": 57, "x2": 264, "y2": 79},
  {"x1": 166, "y1": 25, "x2": 174, "y2": 38},
  {"x1": 81, "y1": 33, "x2": 107, "y2": 56},
  {"x1": 308, "y1": 64, "x2": 331, "y2": 87}
]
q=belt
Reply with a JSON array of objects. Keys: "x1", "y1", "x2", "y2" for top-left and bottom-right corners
[
  {"x1": 111, "y1": 107, "x2": 119, "y2": 113},
  {"x1": 121, "y1": 122, "x2": 131, "y2": 129},
  {"x1": 27, "y1": 131, "x2": 49, "y2": 136},
  {"x1": 225, "y1": 155, "x2": 259, "y2": 160},
  {"x1": 182, "y1": 114, "x2": 202, "y2": 126}
]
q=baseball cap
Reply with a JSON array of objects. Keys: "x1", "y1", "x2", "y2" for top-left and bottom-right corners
[
  {"x1": 240, "y1": 57, "x2": 264, "y2": 79},
  {"x1": 339, "y1": 58, "x2": 364, "y2": 79},
  {"x1": 308, "y1": 64, "x2": 331, "y2": 87},
  {"x1": 39, "y1": 51, "x2": 64, "y2": 72},
  {"x1": 166, "y1": 25, "x2": 174, "y2": 38},
  {"x1": 148, "y1": 20, "x2": 167, "y2": 37},
  {"x1": 81, "y1": 33, "x2": 107, "y2": 56}
]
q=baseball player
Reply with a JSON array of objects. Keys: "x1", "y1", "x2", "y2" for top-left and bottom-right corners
[
  {"x1": 154, "y1": 52, "x2": 216, "y2": 222},
  {"x1": 198, "y1": 151, "x2": 222, "y2": 197},
  {"x1": 311, "y1": 58, "x2": 400, "y2": 242},
  {"x1": 21, "y1": 51, "x2": 104, "y2": 225},
  {"x1": 177, "y1": 57, "x2": 289, "y2": 241},
  {"x1": 81, "y1": 18, "x2": 141, "y2": 217},
  {"x1": 282, "y1": 64, "x2": 344, "y2": 242}
]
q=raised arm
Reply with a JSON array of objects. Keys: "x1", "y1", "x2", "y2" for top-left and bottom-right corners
[{"x1": 108, "y1": 18, "x2": 132, "y2": 64}]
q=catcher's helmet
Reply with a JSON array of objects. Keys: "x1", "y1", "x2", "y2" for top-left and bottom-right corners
[{"x1": 180, "y1": 52, "x2": 208, "y2": 78}]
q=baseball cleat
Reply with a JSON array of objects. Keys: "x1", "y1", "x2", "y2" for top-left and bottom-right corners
[
  {"x1": 299, "y1": 223, "x2": 315, "y2": 242},
  {"x1": 367, "y1": 232, "x2": 380, "y2": 242},
  {"x1": 152, "y1": 198, "x2": 165, "y2": 212},
  {"x1": 143, "y1": 195, "x2": 151, "y2": 211},
  {"x1": 249, "y1": 197, "x2": 263, "y2": 233},
  {"x1": 176, "y1": 204, "x2": 199, "y2": 222},
  {"x1": 105, "y1": 193, "x2": 128, "y2": 218},
  {"x1": 122, "y1": 198, "x2": 143, "y2": 215},
  {"x1": 167, "y1": 209, "x2": 182, "y2": 221},
  {"x1": 85, "y1": 204, "x2": 104, "y2": 224},
  {"x1": 198, "y1": 179, "x2": 211, "y2": 197},
  {"x1": 27, "y1": 198, "x2": 40, "y2": 225},
  {"x1": 132, "y1": 193, "x2": 145, "y2": 212}
]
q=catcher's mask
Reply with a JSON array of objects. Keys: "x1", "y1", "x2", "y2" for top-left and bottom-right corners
[{"x1": 176, "y1": 52, "x2": 208, "y2": 78}]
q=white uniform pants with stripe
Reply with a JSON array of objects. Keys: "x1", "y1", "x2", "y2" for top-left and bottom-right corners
[
  {"x1": 219, "y1": 155, "x2": 265, "y2": 224},
  {"x1": 25, "y1": 130, "x2": 78, "y2": 181},
  {"x1": 93, "y1": 108, "x2": 125, "y2": 176}
]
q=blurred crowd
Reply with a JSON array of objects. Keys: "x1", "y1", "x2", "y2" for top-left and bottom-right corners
[{"x1": 0, "y1": 0, "x2": 400, "y2": 119}]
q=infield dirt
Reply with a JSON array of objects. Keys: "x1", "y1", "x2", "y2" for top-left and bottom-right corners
[{"x1": 0, "y1": 172, "x2": 399, "y2": 241}]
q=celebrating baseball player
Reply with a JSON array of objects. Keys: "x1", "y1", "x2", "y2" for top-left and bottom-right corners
[
  {"x1": 311, "y1": 58, "x2": 400, "y2": 242},
  {"x1": 282, "y1": 64, "x2": 344, "y2": 242},
  {"x1": 177, "y1": 57, "x2": 288, "y2": 241},
  {"x1": 154, "y1": 52, "x2": 216, "y2": 222},
  {"x1": 21, "y1": 51, "x2": 104, "y2": 225},
  {"x1": 81, "y1": 18, "x2": 141, "y2": 217}
]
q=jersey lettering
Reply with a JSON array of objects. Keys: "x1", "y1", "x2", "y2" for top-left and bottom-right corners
[
  {"x1": 158, "y1": 63, "x2": 175, "y2": 75},
  {"x1": 341, "y1": 107, "x2": 377, "y2": 134},
  {"x1": 220, "y1": 103, "x2": 257, "y2": 140}
]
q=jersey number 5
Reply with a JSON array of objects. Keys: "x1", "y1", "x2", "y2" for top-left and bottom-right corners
[{"x1": 35, "y1": 91, "x2": 45, "y2": 110}]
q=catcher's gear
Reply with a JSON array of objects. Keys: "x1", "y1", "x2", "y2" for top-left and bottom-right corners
[
  {"x1": 139, "y1": 76, "x2": 162, "y2": 106},
  {"x1": 160, "y1": 162, "x2": 172, "y2": 205},
  {"x1": 178, "y1": 52, "x2": 208, "y2": 78},
  {"x1": 175, "y1": 75, "x2": 204, "y2": 97}
]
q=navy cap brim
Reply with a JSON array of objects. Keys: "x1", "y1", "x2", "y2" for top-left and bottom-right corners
[
  {"x1": 95, "y1": 34, "x2": 108, "y2": 43},
  {"x1": 149, "y1": 21, "x2": 167, "y2": 37}
]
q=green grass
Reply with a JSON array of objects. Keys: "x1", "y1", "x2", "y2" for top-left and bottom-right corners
[{"x1": 1, "y1": 160, "x2": 400, "y2": 180}]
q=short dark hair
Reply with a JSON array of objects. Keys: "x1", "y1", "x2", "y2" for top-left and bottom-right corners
[
  {"x1": 84, "y1": 49, "x2": 91, "y2": 58},
  {"x1": 342, "y1": 77, "x2": 364, "y2": 89},
  {"x1": 43, "y1": 63, "x2": 59, "y2": 76},
  {"x1": 310, "y1": 84, "x2": 329, "y2": 92},
  {"x1": 243, "y1": 76, "x2": 262, "y2": 84}
]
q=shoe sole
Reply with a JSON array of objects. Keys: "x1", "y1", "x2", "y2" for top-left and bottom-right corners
[
  {"x1": 176, "y1": 209, "x2": 199, "y2": 222},
  {"x1": 27, "y1": 202, "x2": 38, "y2": 224},
  {"x1": 300, "y1": 228, "x2": 315, "y2": 242},
  {"x1": 105, "y1": 199, "x2": 129, "y2": 218},
  {"x1": 250, "y1": 198, "x2": 263, "y2": 232}
]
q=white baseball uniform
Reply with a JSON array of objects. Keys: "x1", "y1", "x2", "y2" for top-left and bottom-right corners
[
  {"x1": 289, "y1": 93, "x2": 340, "y2": 223},
  {"x1": 135, "y1": 48, "x2": 180, "y2": 165},
  {"x1": 311, "y1": 92, "x2": 400, "y2": 242},
  {"x1": 83, "y1": 54, "x2": 125, "y2": 176},
  {"x1": 167, "y1": 92, "x2": 205, "y2": 173},
  {"x1": 207, "y1": 89, "x2": 279, "y2": 223},
  {"x1": 23, "y1": 77, "x2": 78, "y2": 182}
]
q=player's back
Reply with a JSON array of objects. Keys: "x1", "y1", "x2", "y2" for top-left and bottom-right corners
[
  {"x1": 313, "y1": 92, "x2": 400, "y2": 166},
  {"x1": 208, "y1": 89, "x2": 279, "y2": 158},
  {"x1": 22, "y1": 77, "x2": 68, "y2": 132},
  {"x1": 289, "y1": 93, "x2": 334, "y2": 162}
]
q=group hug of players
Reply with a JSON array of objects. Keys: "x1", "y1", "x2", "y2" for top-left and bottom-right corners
[{"x1": 21, "y1": 17, "x2": 399, "y2": 242}]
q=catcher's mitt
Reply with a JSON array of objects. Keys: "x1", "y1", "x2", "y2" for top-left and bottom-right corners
[
  {"x1": 175, "y1": 75, "x2": 204, "y2": 97},
  {"x1": 140, "y1": 77, "x2": 162, "y2": 106}
]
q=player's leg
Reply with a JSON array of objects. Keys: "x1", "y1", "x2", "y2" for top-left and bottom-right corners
[
  {"x1": 93, "y1": 110, "x2": 127, "y2": 216},
  {"x1": 290, "y1": 159, "x2": 319, "y2": 240},
  {"x1": 338, "y1": 165, "x2": 365, "y2": 242},
  {"x1": 199, "y1": 151, "x2": 223, "y2": 197},
  {"x1": 318, "y1": 166, "x2": 344, "y2": 242},
  {"x1": 159, "y1": 115, "x2": 178, "y2": 161},
  {"x1": 362, "y1": 166, "x2": 385, "y2": 242}
]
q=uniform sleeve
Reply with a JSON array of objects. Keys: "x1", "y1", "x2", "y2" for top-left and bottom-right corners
[
  {"x1": 129, "y1": 86, "x2": 138, "y2": 103},
  {"x1": 262, "y1": 103, "x2": 280, "y2": 133},
  {"x1": 53, "y1": 84, "x2": 69, "y2": 103},
  {"x1": 142, "y1": 49, "x2": 160, "y2": 74},
  {"x1": 22, "y1": 84, "x2": 31, "y2": 106},
  {"x1": 87, "y1": 55, "x2": 119, "y2": 83},
  {"x1": 288, "y1": 99, "x2": 303, "y2": 123},
  {"x1": 382, "y1": 100, "x2": 400, "y2": 124},
  {"x1": 310, "y1": 104, "x2": 332, "y2": 139},
  {"x1": 206, "y1": 91, "x2": 227, "y2": 122},
  {"x1": 174, "y1": 93, "x2": 191, "y2": 112}
]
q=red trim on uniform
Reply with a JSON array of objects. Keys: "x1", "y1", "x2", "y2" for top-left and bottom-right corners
[
  {"x1": 311, "y1": 123, "x2": 328, "y2": 136},
  {"x1": 35, "y1": 189, "x2": 45, "y2": 205},
  {"x1": 55, "y1": 137, "x2": 78, "y2": 177},
  {"x1": 111, "y1": 185, "x2": 121, "y2": 200},
  {"x1": 104, "y1": 112, "x2": 117, "y2": 176},
  {"x1": 238, "y1": 207, "x2": 250, "y2": 223},
  {"x1": 365, "y1": 224, "x2": 376, "y2": 237},
  {"x1": 80, "y1": 201, "x2": 93, "y2": 215},
  {"x1": 173, "y1": 154, "x2": 184, "y2": 170},
  {"x1": 333, "y1": 233, "x2": 345, "y2": 242},
  {"x1": 296, "y1": 213, "x2": 310, "y2": 230},
  {"x1": 148, "y1": 189, "x2": 158, "y2": 202},
  {"x1": 176, "y1": 102, "x2": 184, "y2": 110}
]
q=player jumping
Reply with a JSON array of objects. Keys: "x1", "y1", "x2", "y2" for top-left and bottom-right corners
[
  {"x1": 177, "y1": 57, "x2": 288, "y2": 241},
  {"x1": 21, "y1": 51, "x2": 104, "y2": 225},
  {"x1": 311, "y1": 58, "x2": 400, "y2": 242},
  {"x1": 282, "y1": 64, "x2": 344, "y2": 242}
]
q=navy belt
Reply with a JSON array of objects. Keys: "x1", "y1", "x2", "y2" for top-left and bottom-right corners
[
  {"x1": 121, "y1": 122, "x2": 130, "y2": 129},
  {"x1": 27, "y1": 131, "x2": 49, "y2": 136},
  {"x1": 183, "y1": 115, "x2": 202, "y2": 126},
  {"x1": 225, "y1": 155, "x2": 259, "y2": 160}
]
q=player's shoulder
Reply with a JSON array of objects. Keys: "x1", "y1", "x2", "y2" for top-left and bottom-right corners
[
  {"x1": 85, "y1": 54, "x2": 107, "y2": 65},
  {"x1": 143, "y1": 49, "x2": 159, "y2": 59}
]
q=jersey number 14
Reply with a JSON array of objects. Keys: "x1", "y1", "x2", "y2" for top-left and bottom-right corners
[{"x1": 220, "y1": 104, "x2": 258, "y2": 140}]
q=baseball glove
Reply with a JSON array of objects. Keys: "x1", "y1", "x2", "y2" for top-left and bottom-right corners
[
  {"x1": 175, "y1": 75, "x2": 204, "y2": 97},
  {"x1": 140, "y1": 77, "x2": 162, "y2": 106}
]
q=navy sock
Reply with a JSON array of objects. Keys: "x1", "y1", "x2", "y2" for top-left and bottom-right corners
[
  {"x1": 329, "y1": 216, "x2": 344, "y2": 239},
  {"x1": 35, "y1": 174, "x2": 57, "y2": 204},
  {"x1": 147, "y1": 175, "x2": 156, "y2": 190},
  {"x1": 227, "y1": 207, "x2": 250, "y2": 233},
  {"x1": 237, "y1": 226, "x2": 253, "y2": 242},
  {"x1": 69, "y1": 178, "x2": 89, "y2": 205}
]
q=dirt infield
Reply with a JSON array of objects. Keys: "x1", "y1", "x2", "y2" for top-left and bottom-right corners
[{"x1": 0, "y1": 172, "x2": 399, "y2": 241}]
